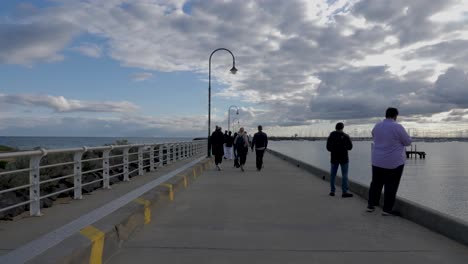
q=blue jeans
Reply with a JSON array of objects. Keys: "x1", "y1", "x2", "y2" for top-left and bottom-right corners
[{"x1": 330, "y1": 163, "x2": 349, "y2": 193}]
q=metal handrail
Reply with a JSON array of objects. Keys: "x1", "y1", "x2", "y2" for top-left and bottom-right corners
[
  {"x1": 40, "y1": 161, "x2": 75, "y2": 169},
  {"x1": 0, "y1": 183, "x2": 32, "y2": 195},
  {"x1": 81, "y1": 157, "x2": 104, "y2": 163},
  {"x1": 0, "y1": 140, "x2": 207, "y2": 217},
  {"x1": 40, "y1": 174, "x2": 75, "y2": 184}
]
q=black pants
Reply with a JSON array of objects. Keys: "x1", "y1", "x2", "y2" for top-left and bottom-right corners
[
  {"x1": 368, "y1": 165, "x2": 404, "y2": 212},
  {"x1": 214, "y1": 153, "x2": 223, "y2": 165},
  {"x1": 255, "y1": 149, "x2": 265, "y2": 170},
  {"x1": 238, "y1": 147, "x2": 247, "y2": 165}
]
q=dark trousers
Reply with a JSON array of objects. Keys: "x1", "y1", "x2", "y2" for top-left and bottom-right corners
[
  {"x1": 255, "y1": 149, "x2": 265, "y2": 170},
  {"x1": 238, "y1": 148, "x2": 247, "y2": 165},
  {"x1": 368, "y1": 165, "x2": 404, "y2": 212},
  {"x1": 214, "y1": 153, "x2": 223, "y2": 165}
]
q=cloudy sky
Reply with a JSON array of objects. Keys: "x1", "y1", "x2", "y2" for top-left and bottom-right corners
[{"x1": 1, "y1": 0, "x2": 468, "y2": 137}]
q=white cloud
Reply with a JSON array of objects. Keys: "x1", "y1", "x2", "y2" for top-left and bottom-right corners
[
  {"x1": 0, "y1": 94, "x2": 139, "y2": 113},
  {"x1": 71, "y1": 43, "x2": 102, "y2": 58},
  {"x1": 132, "y1": 72, "x2": 153, "y2": 81}
]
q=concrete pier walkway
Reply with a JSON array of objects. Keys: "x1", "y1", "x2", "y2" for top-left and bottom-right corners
[{"x1": 109, "y1": 152, "x2": 468, "y2": 263}]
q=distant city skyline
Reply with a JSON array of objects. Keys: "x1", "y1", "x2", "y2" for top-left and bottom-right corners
[{"x1": 1, "y1": 0, "x2": 468, "y2": 137}]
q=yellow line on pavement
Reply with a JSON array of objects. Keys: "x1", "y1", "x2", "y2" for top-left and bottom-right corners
[{"x1": 80, "y1": 226, "x2": 105, "y2": 264}]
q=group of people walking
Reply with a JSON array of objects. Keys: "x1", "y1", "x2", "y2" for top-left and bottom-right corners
[
  {"x1": 210, "y1": 125, "x2": 268, "y2": 172},
  {"x1": 326, "y1": 107, "x2": 411, "y2": 216},
  {"x1": 210, "y1": 107, "x2": 410, "y2": 216}
]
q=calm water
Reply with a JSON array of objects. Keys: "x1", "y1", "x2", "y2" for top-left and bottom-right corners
[
  {"x1": 0, "y1": 136, "x2": 193, "y2": 150},
  {"x1": 270, "y1": 140, "x2": 468, "y2": 223}
]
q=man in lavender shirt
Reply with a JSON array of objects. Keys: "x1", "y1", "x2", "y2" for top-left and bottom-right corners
[{"x1": 367, "y1": 107, "x2": 412, "y2": 216}]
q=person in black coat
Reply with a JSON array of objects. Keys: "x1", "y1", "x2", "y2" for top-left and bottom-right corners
[
  {"x1": 251, "y1": 125, "x2": 268, "y2": 171},
  {"x1": 326, "y1": 122, "x2": 353, "y2": 198},
  {"x1": 211, "y1": 126, "x2": 225, "y2": 170}
]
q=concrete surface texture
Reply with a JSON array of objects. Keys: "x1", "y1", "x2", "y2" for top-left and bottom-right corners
[
  {"x1": 108, "y1": 152, "x2": 468, "y2": 263},
  {"x1": 0, "y1": 154, "x2": 204, "y2": 256}
]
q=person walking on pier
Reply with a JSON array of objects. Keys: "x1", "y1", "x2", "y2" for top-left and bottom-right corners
[
  {"x1": 367, "y1": 107, "x2": 412, "y2": 216},
  {"x1": 223, "y1": 130, "x2": 229, "y2": 159},
  {"x1": 326, "y1": 122, "x2": 353, "y2": 198},
  {"x1": 211, "y1": 126, "x2": 225, "y2": 170},
  {"x1": 251, "y1": 125, "x2": 268, "y2": 171},
  {"x1": 225, "y1": 131, "x2": 234, "y2": 160},
  {"x1": 234, "y1": 127, "x2": 249, "y2": 171}
]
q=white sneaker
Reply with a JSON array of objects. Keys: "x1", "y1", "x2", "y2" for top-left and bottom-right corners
[
  {"x1": 218, "y1": 165, "x2": 222, "y2": 171},
  {"x1": 240, "y1": 165, "x2": 244, "y2": 172}
]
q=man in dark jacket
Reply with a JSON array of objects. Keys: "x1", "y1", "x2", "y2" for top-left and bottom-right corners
[
  {"x1": 251, "y1": 125, "x2": 268, "y2": 171},
  {"x1": 326, "y1": 122, "x2": 353, "y2": 197},
  {"x1": 211, "y1": 126, "x2": 225, "y2": 170}
]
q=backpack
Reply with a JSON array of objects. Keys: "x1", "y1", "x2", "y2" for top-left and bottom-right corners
[{"x1": 235, "y1": 135, "x2": 245, "y2": 148}]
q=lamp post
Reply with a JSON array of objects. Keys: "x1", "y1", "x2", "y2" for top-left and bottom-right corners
[
  {"x1": 228, "y1": 105, "x2": 239, "y2": 133},
  {"x1": 232, "y1": 118, "x2": 240, "y2": 132},
  {"x1": 208, "y1": 48, "x2": 237, "y2": 157}
]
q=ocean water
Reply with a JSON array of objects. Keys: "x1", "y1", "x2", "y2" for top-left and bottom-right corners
[
  {"x1": 0, "y1": 136, "x2": 193, "y2": 150},
  {"x1": 269, "y1": 140, "x2": 468, "y2": 223}
]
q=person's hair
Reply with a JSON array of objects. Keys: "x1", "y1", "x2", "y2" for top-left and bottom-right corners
[
  {"x1": 228, "y1": 131, "x2": 232, "y2": 135},
  {"x1": 258, "y1": 125, "x2": 262, "y2": 131},
  {"x1": 335, "y1": 122, "x2": 344, "y2": 130},
  {"x1": 385, "y1": 107, "x2": 399, "y2": 118}
]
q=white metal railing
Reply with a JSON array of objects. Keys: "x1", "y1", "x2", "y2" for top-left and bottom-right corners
[{"x1": 0, "y1": 140, "x2": 207, "y2": 217}]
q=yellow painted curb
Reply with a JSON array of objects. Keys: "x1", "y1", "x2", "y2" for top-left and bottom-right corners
[
  {"x1": 80, "y1": 226, "x2": 105, "y2": 264},
  {"x1": 162, "y1": 183, "x2": 174, "y2": 201},
  {"x1": 183, "y1": 176, "x2": 188, "y2": 189},
  {"x1": 134, "y1": 198, "x2": 151, "y2": 224}
]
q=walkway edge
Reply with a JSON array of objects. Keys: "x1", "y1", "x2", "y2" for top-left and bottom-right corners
[
  {"x1": 267, "y1": 149, "x2": 468, "y2": 247},
  {"x1": 0, "y1": 158, "x2": 212, "y2": 264}
]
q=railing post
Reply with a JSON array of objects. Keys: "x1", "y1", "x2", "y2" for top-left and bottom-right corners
[
  {"x1": 29, "y1": 149, "x2": 47, "y2": 216},
  {"x1": 102, "y1": 147, "x2": 112, "y2": 189},
  {"x1": 149, "y1": 146, "x2": 155, "y2": 172},
  {"x1": 181, "y1": 143, "x2": 184, "y2": 159},
  {"x1": 172, "y1": 144, "x2": 176, "y2": 163},
  {"x1": 123, "y1": 147, "x2": 130, "y2": 181},
  {"x1": 159, "y1": 144, "x2": 164, "y2": 167},
  {"x1": 73, "y1": 147, "x2": 87, "y2": 200},
  {"x1": 138, "y1": 146, "x2": 144, "y2": 176},
  {"x1": 166, "y1": 144, "x2": 171, "y2": 165}
]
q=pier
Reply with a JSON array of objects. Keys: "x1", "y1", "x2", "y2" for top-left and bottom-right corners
[
  {"x1": 406, "y1": 144, "x2": 426, "y2": 159},
  {"x1": 1, "y1": 148, "x2": 467, "y2": 263}
]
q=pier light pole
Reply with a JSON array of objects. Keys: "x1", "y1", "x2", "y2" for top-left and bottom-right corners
[
  {"x1": 208, "y1": 48, "x2": 237, "y2": 157},
  {"x1": 228, "y1": 105, "x2": 239, "y2": 133},
  {"x1": 232, "y1": 118, "x2": 240, "y2": 132}
]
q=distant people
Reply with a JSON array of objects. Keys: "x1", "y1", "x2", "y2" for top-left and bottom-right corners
[
  {"x1": 232, "y1": 132, "x2": 240, "y2": 168},
  {"x1": 223, "y1": 130, "x2": 229, "y2": 159},
  {"x1": 234, "y1": 127, "x2": 249, "y2": 171},
  {"x1": 225, "y1": 131, "x2": 234, "y2": 160},
  {"x1": 211, "y1": 126, "x2": 225, "y2": 170},
  {"x1": 326, "y1": 122, "x2": 353, "y2": 198},
  {"x1": 251, "y1": 125, "x2": 268, "y2": 171},
  {"x1": 367, "y1": 107, "x2": 412, "y2": 216}
]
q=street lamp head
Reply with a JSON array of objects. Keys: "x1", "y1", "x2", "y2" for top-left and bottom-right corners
[{"x1": 230, "y1": 66, "x2": 238, "y2": 75}]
